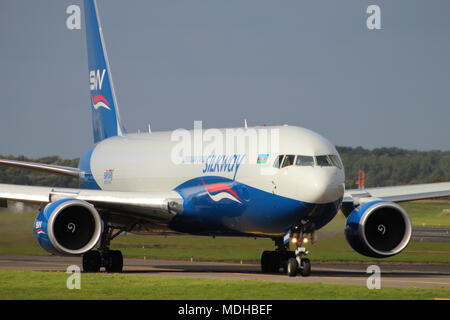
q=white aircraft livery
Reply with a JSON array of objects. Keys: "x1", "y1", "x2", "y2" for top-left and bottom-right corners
[{"x1": 1, "y1": 0, "x2": 450, "y2": 276}]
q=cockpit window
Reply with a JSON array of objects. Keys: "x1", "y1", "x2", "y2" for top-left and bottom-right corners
[
  {"x1": 275, "y1": 154, "x2": 342, "y2": 169},
  {"x1": 316, "y1": 155, "x2": 333, "y2": 167},
  {"x1": 328, "y1": 154, "x2": 343, "y2": 169},
  {"x1": 281, "y1": 155, "x2": 295, "y2": 168},
  {"x1": 296, "y1": 155, "x2": 315, "y2": 166},
  {"x1": 273, "y1": 155, "x2": 284, "y2": 168}
]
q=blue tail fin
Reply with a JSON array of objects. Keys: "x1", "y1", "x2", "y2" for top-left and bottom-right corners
[{"x1": 84, "y1": 0, "x2": 126, "y2": 143}]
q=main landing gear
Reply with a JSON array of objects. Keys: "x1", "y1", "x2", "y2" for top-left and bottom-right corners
[
  {"x1": 260, "y1": 223, "x2": 314, "y2": 277},
  {"x1": 82, "y1": 225, "x2": 125, "y2": 273},
  {"x1": 82, "y1": 249, "x2": 123, "y2": 273}
]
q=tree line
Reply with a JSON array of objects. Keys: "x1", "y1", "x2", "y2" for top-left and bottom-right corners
[
  {"x1": 0, "y1": 155, "x2": 79, "y2": 188},
  {"x1": 0, "y1": 146, "x2": 449, "y2": 189},
  {"x1": 337, "y1": 147, "x2": 450, "y2": 188}
]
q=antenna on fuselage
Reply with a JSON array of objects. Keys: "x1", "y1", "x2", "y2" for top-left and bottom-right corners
[
  {"x1": 244, "y1": 118, "x2": 248, "y2": 129},
  {"x1": 148, "y1": 124, "x2": 152, "y2": 133}
]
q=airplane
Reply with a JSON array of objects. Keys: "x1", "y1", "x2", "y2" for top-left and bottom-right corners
[{"x1": 1, "y1": 0, "x2": 449, "y2": 277}]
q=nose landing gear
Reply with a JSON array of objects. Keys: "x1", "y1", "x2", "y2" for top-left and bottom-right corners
[
  {"x1": 287, "y1": 247, "x2": 311, "y2": 277},
  {"x1": 260, "y1": 222, "x2": 314, "y2": 277}
]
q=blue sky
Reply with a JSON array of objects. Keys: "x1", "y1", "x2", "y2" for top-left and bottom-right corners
[{"x1": 1, "y1": 0, "x2": 449, "y2": 158}]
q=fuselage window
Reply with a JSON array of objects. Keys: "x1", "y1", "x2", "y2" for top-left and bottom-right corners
[
  {"x1": 273, "y1": 155, "x2": 284, "y2": 168},
  {"x1": 316, "y1": 155, "x2": 332, "y2": 167},
  {"x1": 281, "y1": 155, "x2": 295, "y2": 168},
  {"x1": 296, "y1": 155, "x2": 315, "y2": 166}
]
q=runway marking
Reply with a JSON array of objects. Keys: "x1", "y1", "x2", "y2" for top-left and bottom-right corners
[
  {"x1": 381, "y1": 278, "x2": 450, "y2": 287},
  {"x1": 220, "y1": 272, "x2": 450, "y2": 287},
  {"x1": 404, "y1": 251, "x2": 450, "y2": 255},
  {"x1": 0, "y1": 259, "x2": 186, "y2": 273},
  {"x1": 124, "y1": 267, "x2": 184, "y2": 272},
  {"x1": 316, "y1": 266, "x2": 450, "y2": 276},
  {"x1": 0, "y1": 259, "x2": 71, "y2": 267}
]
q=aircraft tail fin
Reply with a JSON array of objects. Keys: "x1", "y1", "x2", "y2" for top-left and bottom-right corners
[{"x1": 84, "y1": 0, "x2": 126, "y2": 143}]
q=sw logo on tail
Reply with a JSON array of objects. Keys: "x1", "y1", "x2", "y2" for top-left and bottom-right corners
[{"x1": 89, "y1": 69, "x2": 106, "y2": 91}]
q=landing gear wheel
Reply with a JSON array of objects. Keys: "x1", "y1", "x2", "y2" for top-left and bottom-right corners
[
  {"x1": 261, "y1": 251, "x2": 280, "y2": 273},
  {"x1": 105, "y1": 250, "x2": 124, "y2": 273},
  {"x1": 83, "y1": 250, "x2": 101, "y2": 273},
  {"x1": 280, "y1": 251, "x2": 295, "y2": 273},
  {"x1": 300, "y1": 258, "x2": 311, "y2": 277},
  {"x1": 287, "y1": 258, "x2": 298, "y2": 277}
]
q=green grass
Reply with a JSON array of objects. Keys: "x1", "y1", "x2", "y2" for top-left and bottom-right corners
[
  {"x1": 0, "y1": 210, "x2": 45, "y2": 256},
  {"x1": 0, "y1": 270, "x2": 449, "y2": 300},
  {"x1": 399, "y1": 201, "x2": 450, "y2": 228},
  {"x1": 1, "y1": 201, "x2": 449, "y2": 264},
  {"x1": 111, "y1": 235, "x2": 273, "y2": 262}
]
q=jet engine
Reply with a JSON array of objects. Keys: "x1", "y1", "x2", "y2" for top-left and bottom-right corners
[
  {"x1": 34, "y1": 198, "x2": 102, "y2": 255},
  {"x1": 345, "y1": 200, "x2": 412, "y2": 258}
]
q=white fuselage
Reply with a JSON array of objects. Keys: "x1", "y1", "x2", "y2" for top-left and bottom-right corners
[
  {"x1": 80, "y1": 125, "x2": 346, "y2": 236},
  {"x1": 88, "y1": 125, "x2": 345, "y2": 203}
]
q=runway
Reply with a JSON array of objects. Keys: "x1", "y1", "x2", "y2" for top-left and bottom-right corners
[
  {"x1": 1, "y1": 254, "x2": 450, "y2": 290},
  {"x1": 412, "y1": 228, "x2": 450, "y2": 242}
]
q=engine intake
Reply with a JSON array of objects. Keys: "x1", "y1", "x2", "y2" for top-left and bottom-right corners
[
  {"x1": 345, "y1": 200, "x2": 412, "y2": 258},
  {"x1": 34, "y1": 199, "x2": 102, "y2": 255}
]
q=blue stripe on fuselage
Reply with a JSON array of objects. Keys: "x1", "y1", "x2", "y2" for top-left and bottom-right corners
[{"x1": 170, "y1": 176, "x2": 341, "y2": 236}]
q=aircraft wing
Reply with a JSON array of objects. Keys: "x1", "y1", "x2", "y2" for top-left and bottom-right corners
[
  {"x1": 343, "y1": 182, "x2": 450, "y2": 206},
  {"x1": 0, "y1": 159, "x2": 82, "y2": 177},
  {"x1": 0, "y1": 183, "x2": 183, "y2": 220}
]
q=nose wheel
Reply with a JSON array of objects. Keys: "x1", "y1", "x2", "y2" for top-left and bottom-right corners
[
  {"x1": 261, "y1": 223, "x2": 313, "y2": 277},
  {"x1": 287, "y1": 251, "x2": 311, "y2": 277}
]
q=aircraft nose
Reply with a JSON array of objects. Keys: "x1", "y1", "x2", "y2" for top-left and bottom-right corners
[{"x1": 311, "y1": 170, "x2": 344, "y2": 204}]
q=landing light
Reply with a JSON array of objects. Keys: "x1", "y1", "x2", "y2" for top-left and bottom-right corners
[
  {"x1": 302, "y1": 237, "x2": 309, "y2": 244},
  {"x1": 291, "y1": 237, "x2": 298, "y2": 244}
]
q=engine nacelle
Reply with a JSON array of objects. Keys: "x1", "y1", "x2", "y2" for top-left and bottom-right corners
[
  {"x1": 34, "y1": 199, "x2": 102, "y2": 255},
  {"x1": 345, "y1": 200, "x2": 412, "y2": 258}
]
